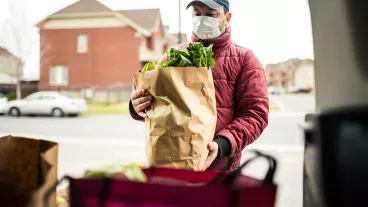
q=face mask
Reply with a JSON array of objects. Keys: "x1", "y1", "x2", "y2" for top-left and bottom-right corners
[{"x1": 192, "y1": 15, "x2": 227, "y2": 40}]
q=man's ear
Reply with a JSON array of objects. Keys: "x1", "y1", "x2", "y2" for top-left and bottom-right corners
[{"x1": 225, "y1": 12, "x2": 232, "y2": 26}]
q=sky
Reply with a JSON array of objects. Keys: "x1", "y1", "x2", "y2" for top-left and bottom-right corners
[{"x1": 0, "y1": 0, "x2": 314, "y2": 80}]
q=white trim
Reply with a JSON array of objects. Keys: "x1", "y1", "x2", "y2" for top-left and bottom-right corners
[
  {"x1": 38, "y1": 12, "x2": 151, "y2": 37},
  {"x1": 134, "y1": 32, "x2": 143, "y2": 38},
  {"x1": 152, "y1": 11, "x2": 162, "y2": 32},
  {"x1": 50, "y1": 12, "x2": 115, "y2": 19},
  {"x1": 37, "y1": 12, "x2": 115, "y2": 28},
  {"x1": 42, "y1": 17, "x2": 126, "y2": 29}
]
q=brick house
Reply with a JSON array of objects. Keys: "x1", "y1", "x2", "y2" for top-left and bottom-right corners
[
  {"x1": 36, "y1": 0, "x2": 180, "y2": 97},
  {"x1": 265, "y1": 58, "x2": 315, "y2": 92}
]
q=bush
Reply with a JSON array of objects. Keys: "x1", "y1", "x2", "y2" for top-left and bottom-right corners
[{"x1": 5, "y1": 92, "x2": 16, "y2": 101}]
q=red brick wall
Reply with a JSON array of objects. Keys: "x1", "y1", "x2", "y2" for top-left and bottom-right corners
[{"x1": 39, "y1": 27, "x2": 141, "y2": 89}]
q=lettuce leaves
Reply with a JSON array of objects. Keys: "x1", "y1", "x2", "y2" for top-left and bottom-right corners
[{"x1": 158, "y1": 42, "x2": 215, "y2": 69}]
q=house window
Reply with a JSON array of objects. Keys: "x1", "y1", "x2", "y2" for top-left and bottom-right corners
[
  {"x1": 50, "y1": 65, "x2": 68, "y2": 86},
  {"x1": 77, "y1": 34, "x2": 88, "y2": 53}
]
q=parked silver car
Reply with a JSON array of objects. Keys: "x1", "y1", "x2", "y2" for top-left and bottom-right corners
[
  {"x1": 0, "y1": 93, "x2": 7, "y2": 115},
  {"x1": 5, "y1": 91, "x2": 88, "y2": 117}
]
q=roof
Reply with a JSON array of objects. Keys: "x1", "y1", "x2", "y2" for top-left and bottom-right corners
[
  {"x1": 118, "y1": 9, "x2": 160, "y2": 31},
  {"x1": 38, "y1": 1, "x2": 162, "y2": 36},
  {"x1": 53, "y1": 0, "x2": 112, "y2": 15},
  {"x1": 265, "y1": 58, "x2": 314, "y2": 72},
  {"x1": 0, "y1": 47, "x2": 11, "y2": 56}
]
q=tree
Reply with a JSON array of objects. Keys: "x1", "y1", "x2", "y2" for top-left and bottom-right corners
[{"x1": 0, "y1": 0, "x2": 37, "y2": 99}]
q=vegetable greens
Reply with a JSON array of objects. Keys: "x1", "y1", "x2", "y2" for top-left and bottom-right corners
[
  {"x1": 158, "y1": 42, "x2": 215, "y2": 69},
  {"x1": 142, "y1": 61, "x2": 155, "y2": 72}
]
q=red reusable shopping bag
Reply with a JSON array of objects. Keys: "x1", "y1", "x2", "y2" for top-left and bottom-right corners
[{"x1": 46, "y1": 150, "x2": 277, "y2": 207}]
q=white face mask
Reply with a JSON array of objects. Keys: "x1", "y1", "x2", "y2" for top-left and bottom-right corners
[{"x1": 192, "y1": 15, "x2": 227, "y2": 40}]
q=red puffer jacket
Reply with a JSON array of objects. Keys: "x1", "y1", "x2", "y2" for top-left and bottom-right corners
[{"x1": 130, "y1": 27, "x2": 269, "y2": 171}]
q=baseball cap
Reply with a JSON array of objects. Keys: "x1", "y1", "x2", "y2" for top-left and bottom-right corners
[{"x1": 186, "y1": 0, "x2": 230, "y2": 12}]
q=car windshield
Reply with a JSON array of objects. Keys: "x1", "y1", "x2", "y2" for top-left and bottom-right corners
[
  {"x1": 55, "y1": 93, "x2": 71, "y2": 100},
  {"x1": 25, "y1": 93, "x2": 41, "y2": 100}
]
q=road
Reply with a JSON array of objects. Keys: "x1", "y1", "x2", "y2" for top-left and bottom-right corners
[
  {"x1": 270, "y1": 94, "x2": 315, "y2": 113},
  {"x1": 0, "y1": 113, "x2": 306, "y2": 207}
]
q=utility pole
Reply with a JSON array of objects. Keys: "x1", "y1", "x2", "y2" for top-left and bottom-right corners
[{"x1": 178, "y1": 0, "x2": 182, "y2": 44}]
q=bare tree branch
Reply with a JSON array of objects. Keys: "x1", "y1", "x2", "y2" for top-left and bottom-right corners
[{"x1": 0, "y1": 0, "x2": 38, "y2": 99}]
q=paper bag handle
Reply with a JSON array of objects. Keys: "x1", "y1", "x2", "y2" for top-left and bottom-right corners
[{"x1": 208, "y1": 150, "x2": 277, "y2": 186}]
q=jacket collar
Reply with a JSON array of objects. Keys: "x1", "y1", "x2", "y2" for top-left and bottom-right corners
[{"x1": 191, "y1": 27, "x2": 232, "y2": 54}]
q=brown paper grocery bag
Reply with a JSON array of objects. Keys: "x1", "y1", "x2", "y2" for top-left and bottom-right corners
[
  {"x1": 0, "y1": 135, "x2": 58, "y2": 207},
  {"x1": 133, "y1": 67, "x2": 217, "y2": 171}
]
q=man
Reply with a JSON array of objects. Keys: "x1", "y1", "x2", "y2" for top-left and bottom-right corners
[{"x1": 129, "y1": 0, "x2": 269, "y2": 171}]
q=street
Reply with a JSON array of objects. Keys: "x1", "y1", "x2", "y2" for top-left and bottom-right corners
[
  {"x1": 270, "y1": 94, "x2": 316, "y2": 113},
  {"x1": 0, "y1": 112, "x2": 306, "y2": 207}
]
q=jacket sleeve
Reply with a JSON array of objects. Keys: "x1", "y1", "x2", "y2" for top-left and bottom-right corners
[
  {"x1": 216, "y1": 50, "x2": 269, "y2": 157},
  {"x1": 129, "y1": 100, "x2": 145, "y2": 121}
]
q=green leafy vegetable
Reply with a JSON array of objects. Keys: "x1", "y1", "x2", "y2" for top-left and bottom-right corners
[
  {"x1": 158, "y1": 42, "x2": 215, "y2": 69},
  {"x1": 83, "y1": 163, "x2": 147, "y2": 182}
]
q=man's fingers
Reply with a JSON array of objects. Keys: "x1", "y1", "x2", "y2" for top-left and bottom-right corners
[
  {"x1": 208, "y1": 143, "x2": 213, "y2": 151},
  {"x1": 131, "y1": 89, "x2": 145, "y2": 100},
  {"x1": 203, "y1": 159, "x2": 210, "y2": 171},
  {"x1": 203, "y1": 152, "x2": 216, "y2": 171},
  {"x1": 136, "y1": 101, "x2": 152, "y2": 112},
  {"x1": 138, "y1": 112, "x2": 147, "y2": 118},
  {"x1": 208, "y1": 142, "x2": 215, "y2": 151},
  {"x1": 131, "y1": 89, "x2": 152, "y2": 118},
  {"x1": 134, "y1": 96, "x2": 152, "y2": 106}
]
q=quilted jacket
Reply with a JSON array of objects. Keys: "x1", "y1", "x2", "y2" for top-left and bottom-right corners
[{"x1": 130, "y1": 27, "x2": 269, "y2": 170}]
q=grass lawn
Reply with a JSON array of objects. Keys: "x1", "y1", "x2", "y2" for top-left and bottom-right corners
[
  {"x1": 85, "y1": 101, "x2": 281, "y2": 115},
  {"x1": 85, "y1": 101, "x2": 129, "y2": 115},
  {"x1": 270, "y1": 105, "x2": 281, "y2": 111}
]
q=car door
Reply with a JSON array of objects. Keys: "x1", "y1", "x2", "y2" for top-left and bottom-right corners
[
  {"x1": 40, "y1": 95, "x2": 57, "y2": 115},
  {"x1": 23, "y1": 95, "x2": 45, "y2": 114}
]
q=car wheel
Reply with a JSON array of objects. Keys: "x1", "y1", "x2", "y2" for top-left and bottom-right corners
[
  {"x1": 69, "y1": 114, "x2": 79, "y2": 118},
  {"x1": 51, "y1": 108, "x2": 64, "y2": 118},
  {"x1": 9, "y1": 107, "x2": 21, "y2": 117}
]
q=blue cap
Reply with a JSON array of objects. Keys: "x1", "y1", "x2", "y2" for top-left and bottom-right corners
[{"x1": 186, "y1": 0, "x2": 230, "y2": 12}]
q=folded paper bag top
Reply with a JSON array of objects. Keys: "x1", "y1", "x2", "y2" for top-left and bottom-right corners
[{"x1": 133, "y1": 67, "x2": 217, "y2": 171}]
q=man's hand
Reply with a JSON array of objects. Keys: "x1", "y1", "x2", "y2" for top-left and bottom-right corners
[
  {"x1": 131, "y1": 89, "x2": 153, "y2": 118},
  {"x1": 203, "y1": 142, "x2": 219, "y2": 171}
]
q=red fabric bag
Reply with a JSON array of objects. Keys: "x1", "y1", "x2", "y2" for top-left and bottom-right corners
[{"x1": 47, "y1": 150, "x2": 277, "y2": 207}]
